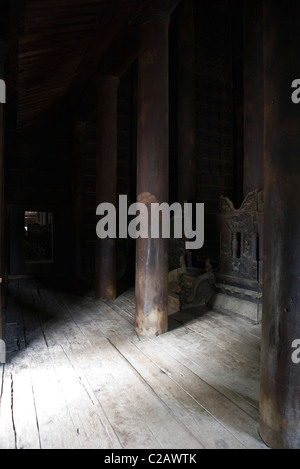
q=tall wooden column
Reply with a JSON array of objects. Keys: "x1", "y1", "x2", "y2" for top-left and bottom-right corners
[
  {"x1": 260, "y1": 0, "x2": 300, "y2": 449},
  {"x1": 72, "y1": 121, "x2": 85, "y2": 279},
  {"x1": 135, "y1": 11, "x2": 170, "y2": 336},
  {"x1": 95, "y1": 76, "x2": 119, "y2": 301},
  {"x1": 178, "y1": 0, "x2": 196, "y2": 204},
  {"x1": 0, "y1": 40, "x2": 6, "y2": 340},
  {"x1": 136, "y1": 11, "x2": 169, "y2": 335},
  {"x1": 243, "y1": 0, "x2": 264, "y2": 197}
]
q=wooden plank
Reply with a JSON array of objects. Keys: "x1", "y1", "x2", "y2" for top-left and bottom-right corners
[
  {"x1": 19, "y1": 30, "x2": 91, "y2": 45},
  {"x1": 43, "y1": 344, "x2": 121, "y2": 449},
  {"x1": 26, "y1": 0, "x2": 106, "y2": 10},
  {"x1": 166, "y1": 319, "x2": 260, "y2": 405},
  {"x1": 107, "y1": 301, "x2": 135, "y2": 325},
  {"x1": 98, "y1": 297, "x2": 261, "y2": 410},
  {"x1": 50, "y1": 292, "x2": 204, "y2": 449},
  {"x1": 24, "y1": 22, "x2": 99, "y2": 35},
  {"x1": 170, "y1": 308, "x2": 261, "y2": 365},
  {"x1": 28, "y1": 347, "x2": 82, "y2": 449},
  {"x1": 202, "y1": 309, "x2": 261, "y2": 344},
  {"x1": 2, "y1": 279, "x2": 267, "y2": 449},
  {"x1": 8, "y1": 358, "x2": 41, "y2": 449},
  {"x1": 19, "y1": 45, "x2": 86, "y2": 61},
  {"x1": 25, "y1": 12, "x2": 103, "y2": 25},
  {"x1": 60, "y1": 296, "x2": 256, "y2": 449},
  {"x1": 35, "y1": 284, "x2": 165, "y2": 449},
  {"x1": 32, "y1": 289, "x2": 123, "y2": 449},
  {"x1": 17, "y1": 280, "x2": 48, "y2": 351},
  {"x1": 132, "y1": 339, "x2": 265, "y2": 448},
  {"x1": 59, "y1": 303, "x2": 205, "y2": 449},
  {"x1": 206, "y1": 309, "x2": 262, "y2": 339},
  {"x1": 5, "y1": 281, "x2": 26, "y2": 356},
  {"x1": 147, "y1": 334, "x2": 260, "y2": 419},
  {"x1": 78, "y1": 303, "x2": 248, "y2": 448}
]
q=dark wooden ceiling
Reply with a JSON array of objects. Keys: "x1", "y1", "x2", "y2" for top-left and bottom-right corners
[
  {"x1": 4, "y1": 0, "x2": 180, "y2": 134},
  {"x1": 17, "y1": 0, "x2": 108, "y2": 128}
]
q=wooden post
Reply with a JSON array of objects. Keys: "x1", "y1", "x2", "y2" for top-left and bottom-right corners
[
  {"x1": 260, "y1": 0, "x2": 300, "y2": 449},
  {"x1": 72, "y1": 121, "x2": 85, "y2": 279},
  {"x1": 95, "y1": 75, "x2": 119, "y2": 301},
  {"x1": 178, "y1": 0, "x2": 196, "y2": 204},
  {"x1": 0, "y1": 40, "x2": 6, "y2": 340},
  {"x1": 135, "y1": 10, "x2": 170, "y2": 336},
  {"x1": 243, "y1": 0, "x2": 264, "y2": 197},
  {"x1": 231, "y1": 0, "x2": 244, "y2": 208}
]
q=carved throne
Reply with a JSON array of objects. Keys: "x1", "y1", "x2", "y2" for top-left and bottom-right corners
[
  {"x1": 209, "y1": 190, "x2": 264, "y2": 323},
  {"x1": 168, "y1": 209, "x2": 215, "y2": 311}
]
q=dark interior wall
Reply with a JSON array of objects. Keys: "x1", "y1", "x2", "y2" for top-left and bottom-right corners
[
  {"x1": 6, "y1": 122, "x2": 72, "y2": 275},
  {"x1": 165, "y1": 0, "x2": 238, "y2": 269},
  {"x1": 7, "y1": 124, "x2": 71, "y2": 207},
  {"x1": 5, "y1": 0, "x2": 239, "y2": 279},
  {"x1": 193, "y1": 0, "x2": 236, "y2": 266}
]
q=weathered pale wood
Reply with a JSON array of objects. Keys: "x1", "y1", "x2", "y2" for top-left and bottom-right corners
[
  {"x1": 133, "y1": 340, "x2": 264, "y2": 449},
  {"x1": 170, "y1": 308, "x2": 261, "y2": 369},
  {"x1": 148, "y1": 335, "x2": 260, "y2": 419},
  {"x1": 59, "y1": 300, "x2": 204, "y2": 449},
  {"x1": 63, "y1": 299, "x2": 258, "y2": 449},
  {"x1": 8, "y1": 359, "x2": 41, "y2": 449},
  {"x1": 36, "y1": 288, "x2": 199, "y2": 449},
  {"x1": 113, "y1": 293, "x2": 261, "y2": 413},
  {"x1": 0, "y1": 278, "x2": 267, "y2": 450},
  {"x1": 168, "y1": 315, "x2": 260, "y2": 393},
  {"x1": 111, "y1": 292, "x2": 261, "y2": 410},
  {"x1": 103, "y1": 339, "x2": 245, "y2": 449},
  {"x1": 0, "y1": 365, "x2": 16, "y2": 449},
  {"x1": 204, "y1": 309, "x2": 262, "y2": 340},
  {"x1": 42, "y1": 345, "x2": 120, "y2": 449},
  {"x1": 80, "y1": 300, "x2": 263, "y2": 448},
  {"x1": 107, "y1": 301, "x2": 135, "y2": 325}
]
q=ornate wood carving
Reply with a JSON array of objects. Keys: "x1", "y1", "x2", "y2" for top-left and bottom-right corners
[
  {"x1": 180, "y1": 267, "x2": 215, "y2": 308},
  {"x1": 218, "y1": 190, "x2": 264, "y2": 282}
]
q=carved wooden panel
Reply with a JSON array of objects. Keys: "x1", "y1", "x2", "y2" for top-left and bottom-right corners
[{"x1": 218, "y1": 191, "x2": 263, "y2": 282}]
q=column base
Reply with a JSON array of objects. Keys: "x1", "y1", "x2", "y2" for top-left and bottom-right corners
[{"x1": 135, "y1": 310, "x2": 168, "y2": 337}]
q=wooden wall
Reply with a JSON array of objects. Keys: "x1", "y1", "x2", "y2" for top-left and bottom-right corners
[
  {"x1": 194, "y1": 0, "x2": 236, "y2": 266},
  {"x1": 169, "y1": 0, "x2": 237, "y2": 268},
  {"x1": 6, "y1": 122, "x2": 72, "y2": 275},
  {"x1": 5, "y1": 0, "x2": 240, "y2": 280}
]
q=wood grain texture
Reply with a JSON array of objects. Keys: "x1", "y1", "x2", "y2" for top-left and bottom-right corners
[{"x1": 0, "y1": 277, "x2": 267, "y2": 449}]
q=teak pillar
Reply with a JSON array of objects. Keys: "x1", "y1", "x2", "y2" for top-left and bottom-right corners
[
  {"x1": 243, "y1": 0, "x2": 264, "y2": 198},
  {"x1": 178, "y1": 0, "x2": 196, "y2": 204},
  {"x1": 72, "y1": 121, "x2": 85, "y2": 279},
  {"x1": 135, "y1": 11, "x2": 170, "y2": 336},
  {"x1": 260, "y1": 0, "x2": 300, "y2": 449},
  {"x1": 95, "y1": 75, "x2": 119, "y2": 301},
  {"x1": 0, "y1": 40, "x2": 6, "y2": 340}
]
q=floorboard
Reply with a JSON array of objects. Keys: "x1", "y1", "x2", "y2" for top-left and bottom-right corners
[{"x1": 0, "y1": 277, "x2": 268, "y2": 449}]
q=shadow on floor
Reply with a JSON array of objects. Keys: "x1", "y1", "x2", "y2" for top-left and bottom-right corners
[{"x1": 168, "y1": 305, "x2": 211, "y2": 332}]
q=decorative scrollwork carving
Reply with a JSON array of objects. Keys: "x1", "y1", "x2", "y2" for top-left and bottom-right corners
[{"x1": 218, "y1": 191, "x2": 264, "y2": 281}]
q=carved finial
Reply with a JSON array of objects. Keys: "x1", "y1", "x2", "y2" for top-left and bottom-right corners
[
  {"x1": 220, "y1": 196, "x2": 235, "y2": 213},
  {"x1": 239, "y1": 191, "x2": 258, "y2": 211}
]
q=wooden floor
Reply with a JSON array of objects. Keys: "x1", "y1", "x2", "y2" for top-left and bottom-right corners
[{"x1": 0, "y1": 277, "x2": 267, "y2": 449}]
